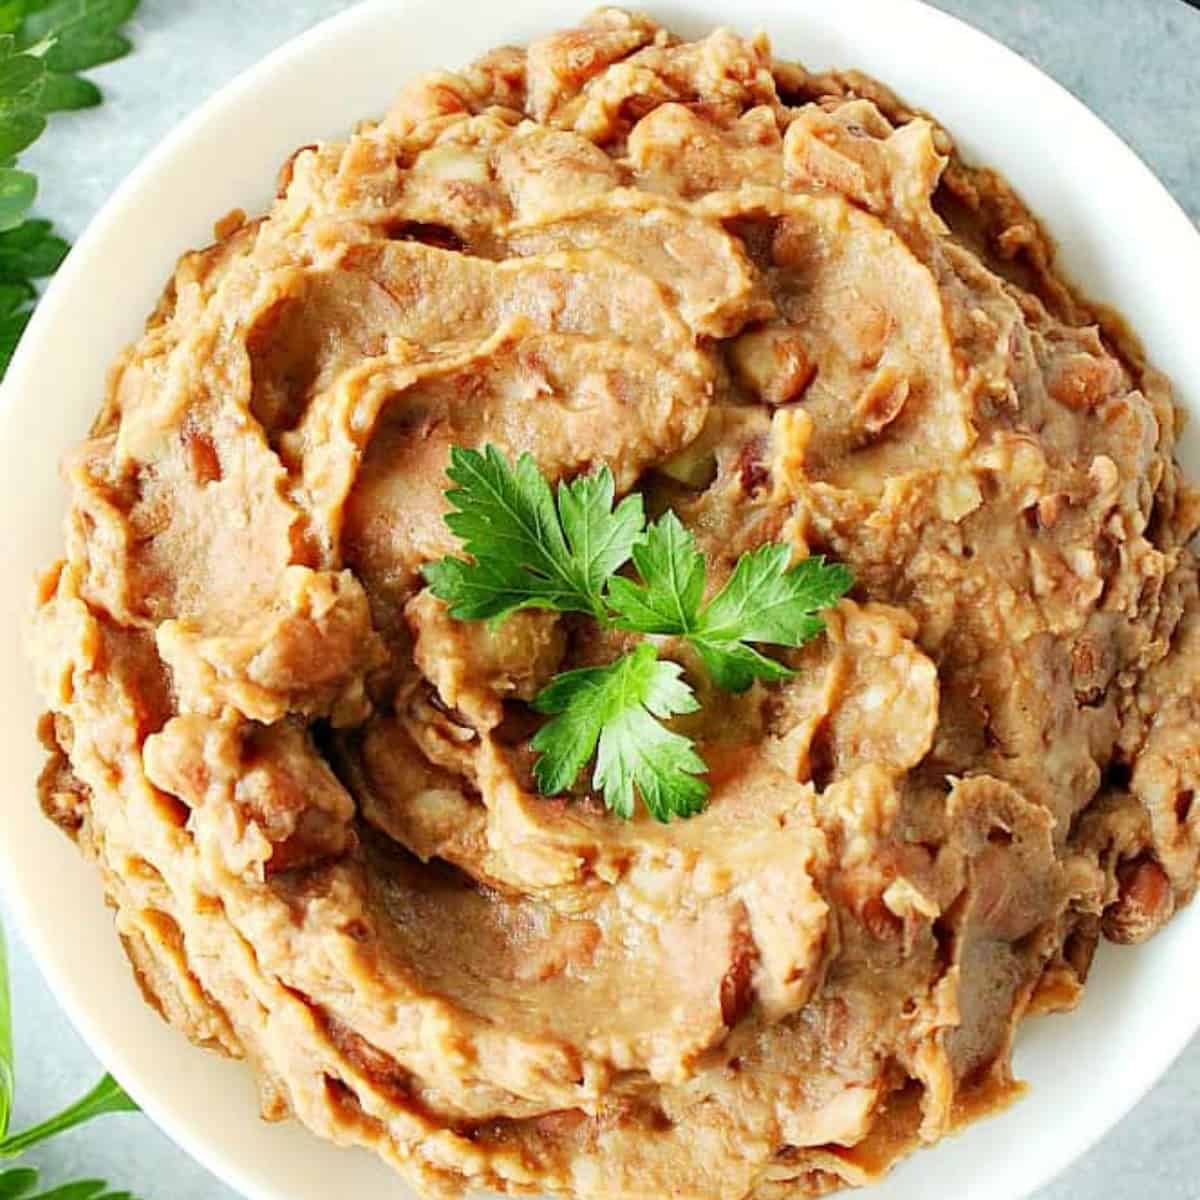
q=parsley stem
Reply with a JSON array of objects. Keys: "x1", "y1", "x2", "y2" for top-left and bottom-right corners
[{"x1": 0, "y1": 1074, "x2": 138, "y2": 1158}]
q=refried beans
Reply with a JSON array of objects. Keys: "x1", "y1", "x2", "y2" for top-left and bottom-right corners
[{"x1": 27, "y1": 9, "x2": 1200, "y2": 1198}]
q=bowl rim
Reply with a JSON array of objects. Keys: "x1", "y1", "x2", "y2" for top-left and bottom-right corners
[{"x1": 3, "y1": 2, "x2": 1200, "y2": 1199}]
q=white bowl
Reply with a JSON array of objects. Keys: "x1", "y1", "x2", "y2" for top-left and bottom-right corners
[{"x1": 2, "y1": 1, "x2": 1198, "y2": 1198}]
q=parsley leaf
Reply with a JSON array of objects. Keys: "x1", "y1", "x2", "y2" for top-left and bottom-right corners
[
  {"x1": 609, "y1": 511, "x2": 852, "y2": 691},
  {"x1": 424, "y1": 445, "x2": 643, "y2": 623},
  {"x1": 531, "y1": 642, "x2": 707, "y2": 821},
  {"x1": 605, "y1": 509, "x2": 703, "y2": 634},
  {"x1": 691, "y1": 545, "x2": 853, "y2": 691}
]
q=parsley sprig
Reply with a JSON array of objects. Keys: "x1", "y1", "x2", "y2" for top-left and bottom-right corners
[
  {"x1": 426, "y1": 446, "x2": 852, "y2": 821},
  {"x1": 0, "y1": 0, "x2": 141, "y2": 376},
  {"x1": 0, "y1": 923, "x2": 141, "y2": 1197}
]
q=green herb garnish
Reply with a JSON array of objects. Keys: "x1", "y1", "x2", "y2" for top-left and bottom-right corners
[
  {"x1": 531, "y1": 641, "x2": 708, "y2": 821},
  {"x1": 0, "y1": 923, "x2": 141, "y2": 1196},
  {"x1": 0, "y1": 0, "x2": 142, "y2": 377},
  {"x1": 424, "y1": 444, "x2": 644, "y2": 624},
  {"x1": 426, "y1": 445, "x2": 852, "y2": 821},
  {"x1": 610, "y1": 511, "x2": 852, "y2": 692}
]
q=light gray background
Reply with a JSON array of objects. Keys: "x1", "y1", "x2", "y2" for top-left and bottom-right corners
[{"x1": 4, "y1": 1, "x2": 1199, "y2": 1197}]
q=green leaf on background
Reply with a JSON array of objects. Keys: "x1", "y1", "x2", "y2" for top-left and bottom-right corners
[
  {"x1": 0, "y1": 217, "x2": 52, "y2": 248},
  {"x1": 0, "y1": 1075, "x2": 138, "y2": 1159},
  {"x1": 0, "y1": 1167, "x2": 38, "y2": 1198},
  {"x1": 0, "y1": 307, "x2": 31, "y2": 371},
  {"x1": 0, "y1": 275, "x2": 31, "y2": 314},
  {"x1": 0, "y1": 1167, "x2": 138, "y2": 1200},
  {"x1": 0, "y1": 219, "x2": 67, "y2": 278},
  {"x1": 19, "y1": 0, "x2": 138, "y2": 47},
  {"x1": 0, "y1": 0, "x2": 140, "y2": 376},
  {"x1": 0, "y1": 111, "x2": 45, "y2": 160},
  {"x1": 0, "y1": 54, "x2": 44, "y2": 107},
  {"x1": 0, "y1": 7, "x2": 25, "y2": 38},
  {"x1": 0, "y1": 919, "x2": 142, "y2": 1190},
  {"x1": 37, "y1": 72, "x2": 97, "y2": 110},
  {"x1": 0, "y1": 168, "x2": 34, "y2": 230},
  {"x1": 31, "y1": 1180, "x2": 133, "y2": 1199},
  {"x1": 43, "y1": 32, "x2": 128, "y2": 73}
]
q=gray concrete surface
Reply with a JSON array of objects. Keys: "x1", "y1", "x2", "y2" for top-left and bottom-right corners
[{"x1": 4, "y1": 1, "x2": 1199, "y2": 1197}]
